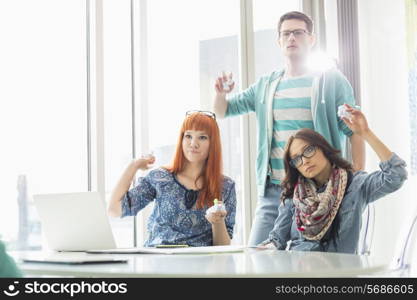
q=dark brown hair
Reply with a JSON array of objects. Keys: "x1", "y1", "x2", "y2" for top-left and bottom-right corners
[
  {"x1": 278, "y1": 11, "x2": 314, "y2": 34},
  {"x1": 280, "y1": 128, "x2": 353, "y2": 203}
]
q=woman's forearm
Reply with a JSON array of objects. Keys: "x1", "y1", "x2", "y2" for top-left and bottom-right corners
[
  {"x1": 108, "y1": 161, "x2": 139, "y2": 217},
  {"x1": 361, "y1": 129, "x2": 392, "y2": 162},
  {"x1": 350, "y1": 133, "x2": 366, "y2": 171},
  {"x1": 212, "y1": 222, "x2": 231, "y2": 245}
]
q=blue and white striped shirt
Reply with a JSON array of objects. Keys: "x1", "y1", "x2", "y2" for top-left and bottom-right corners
[{"x1": 270, "y1": 75, "x2": 315, "y2": 184}]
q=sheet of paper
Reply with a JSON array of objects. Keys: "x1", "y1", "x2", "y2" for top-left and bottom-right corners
[
  {"x1": 86, "y1": 245, "x2": 245, "y2": 255},
  {"x1": 164, "y1": 245, "x2": 245, "y2": 254},
  {"x1": 21, "y1": 253, "x2": 127, "y2": 264}
]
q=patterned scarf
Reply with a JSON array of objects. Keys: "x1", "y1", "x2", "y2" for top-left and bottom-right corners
[{"x1": 293, "y1": 167, "x2": 348, "y2": 241}]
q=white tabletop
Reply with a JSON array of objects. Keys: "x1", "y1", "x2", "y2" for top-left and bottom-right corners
[{"x1": 13, "y1": 248, "x2": 390, "y2": 278}]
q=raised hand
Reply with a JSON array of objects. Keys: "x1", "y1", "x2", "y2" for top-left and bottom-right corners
[
  {"x1": 214, "y1": 71, "x2": 235, "y2": 95},
  {"x1": 134, "y1": 155, "x2": 155, "y2": 171},
  {"x1": 341, "y1": 104, "x2": 370, "y2": 137}
]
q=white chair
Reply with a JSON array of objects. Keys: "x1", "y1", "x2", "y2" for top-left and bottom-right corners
[
  {"x1": 391, "y1": 211, "x2": 417, "y2": 276},
  {"x1": 359, "y1": 208, "x2": 417, "y2": 277},
  {"x1": 358, "y1": 203, "x2": 375, "y2": 255}
]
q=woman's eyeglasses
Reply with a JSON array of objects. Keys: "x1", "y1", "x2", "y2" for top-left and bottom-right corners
[
  {"x1": 186, "y1": 110, "x2": 216, "y2": 120},
  {"x1": 289, "y1": 145, "x2": 317, "y2": 168}
]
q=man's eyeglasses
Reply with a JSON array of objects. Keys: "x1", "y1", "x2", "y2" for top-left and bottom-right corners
[
  {"x1": 289, "y1": 145, "x2": 317, "y2": 168},
  {"x1": 279, "y1": 29, "x2": 310, "y2": 40},
  {"x1": 186, "y1": 110, "x2": 216, "y2": 120}
]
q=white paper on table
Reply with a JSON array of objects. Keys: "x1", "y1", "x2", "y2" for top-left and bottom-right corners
[{"x1": 87, "y1": 245, "x2": 245, "y2": 255}]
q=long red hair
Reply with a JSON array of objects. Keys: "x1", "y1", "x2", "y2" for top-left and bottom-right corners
[{"x1": 166, "y1": 112, "x2": 223, "y2": 208}]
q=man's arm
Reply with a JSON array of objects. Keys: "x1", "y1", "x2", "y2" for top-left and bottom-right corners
[
  {"x1": 350, "y1": 133, "x2": 365, "y2": 171},
  {"x1": 213, "y1": 73, "x2": 234, "y2": 118},
  {"x1": 212, "y1": 72, "x2": 257, "y2": 118},
  {"x1": 213, "y1": 92, "x2": 228, "y2": 118}
]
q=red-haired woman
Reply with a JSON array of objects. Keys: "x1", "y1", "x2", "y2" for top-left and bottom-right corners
[{"x1": 108, "y1": 111, "x2": 236, "y2": 247}]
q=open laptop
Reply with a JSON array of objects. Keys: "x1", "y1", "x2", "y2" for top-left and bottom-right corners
[
  {"x1": 33, "y1": 192, "x2": 245, "y2": 255},
  {"x1": 33, "y1": 192, "x2": 117, "y2": 252}
]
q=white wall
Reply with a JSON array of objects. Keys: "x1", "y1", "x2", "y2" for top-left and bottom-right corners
[{"x1": 358, "y1": 0, "x2": 417, "y2": 260}]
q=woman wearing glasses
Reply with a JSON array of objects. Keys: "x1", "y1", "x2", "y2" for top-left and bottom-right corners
[
  {"x1": 261, "y1": 105, "x2": 407, "y2": 253},
  {"x1": 108, "y1": 111, "x2": 236, "y2": 247}
]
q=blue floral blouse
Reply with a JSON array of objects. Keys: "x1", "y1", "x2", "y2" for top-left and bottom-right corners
[{"x1": 121, "y1": 167, "x2": 237, "y2": 247}]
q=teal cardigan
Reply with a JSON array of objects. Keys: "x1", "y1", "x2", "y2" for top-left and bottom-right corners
[
  {"x1": 225, "y1": 69, "x2": 355, "y2": 196},
  {"x1": 0, "y1": 241, "x2": 22, "y2": 277}
]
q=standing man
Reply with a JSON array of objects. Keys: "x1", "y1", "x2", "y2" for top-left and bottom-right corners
[{"x1": 213, "y1": 11, "x2": 365, "y2": 246}]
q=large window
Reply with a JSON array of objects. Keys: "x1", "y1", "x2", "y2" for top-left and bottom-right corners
[
  {"x1": 252, "y1": 0, "x2": 301, "y2": 77},
  {"x1": 0, "y1": 0, "x2": 87, "y2": 250},
  {"x1": 101, "y1": 0, "x2": 244, "y2": 246},
  {"x1": 1, "y1": 0, "x2": 308, "y2": 250},
  {"x1": 103, "y1": 0, "x2": 134, "y2": 248},
  {"x1": 356, "y1": 0, "x2": 413, "y2": 260},
  {"x1": 142, "y1": 0, "x2": 243, "y2": 244}
]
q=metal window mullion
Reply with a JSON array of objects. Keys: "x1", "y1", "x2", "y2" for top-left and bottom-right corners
[
  {"x1": 130, "y1": 0, "x2": 137, "y2": 248},
  {"x1": 86, "y1": 0, "x2": 92, "y2": 191},
  {"x1": 239, "y1": 0, "x2": 257, "y2": 244},
  {"x1": 93, "y1": 0, "x2": 106, "y2": 198},
  {"x1": 132, "y1": 0, "x2": 150, "y2": 247}
]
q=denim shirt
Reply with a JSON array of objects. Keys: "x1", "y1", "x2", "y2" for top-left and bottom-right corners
[
  {"x1": 267, "y1": 153, "x2": 408, "y2": 254},
  {"x1": 121, "y1": 168, "x2": 236, "y2": 247}
]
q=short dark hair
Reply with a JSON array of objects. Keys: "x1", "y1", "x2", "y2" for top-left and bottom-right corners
[
  {"x1": 280, "y1": 128, "x2": 353, "y2": 203},
  {"x1": 278, "y1": 11, "x2": 314, "y2": 34}
]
